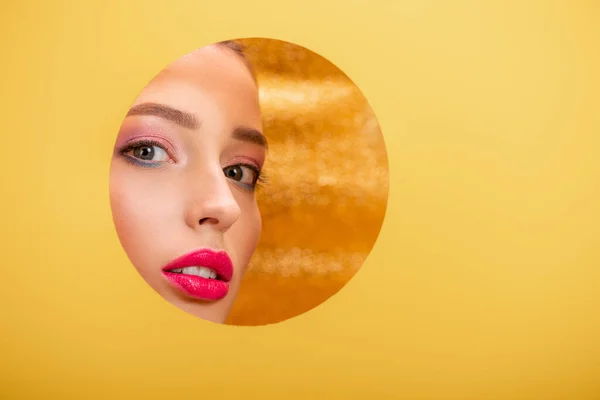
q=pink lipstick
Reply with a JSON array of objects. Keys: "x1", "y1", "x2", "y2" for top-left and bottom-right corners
[{"x1": 162, "y1": 249, "x2": 233, "y2": 301}]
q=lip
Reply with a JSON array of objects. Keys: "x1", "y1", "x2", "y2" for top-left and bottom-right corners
[{"x1": 161, "y1": 249, "x2": 234, "y2": 301}]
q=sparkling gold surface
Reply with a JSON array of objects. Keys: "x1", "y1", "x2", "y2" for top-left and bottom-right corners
[{"x1": 226, "y1": 39, "x2": 389, "y2": 325}]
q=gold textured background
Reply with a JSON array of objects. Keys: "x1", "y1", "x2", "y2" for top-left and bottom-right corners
[
  {"x1": 1, "y1": 0, "x2": 599, "y2": 399},
  {"x1": 227, "y1": 38, "x2": 388, "y2": 325}
]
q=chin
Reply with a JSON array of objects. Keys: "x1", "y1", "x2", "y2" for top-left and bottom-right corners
[{"x1": 173, "y1": 298, "x2": 233, "y2": 324}]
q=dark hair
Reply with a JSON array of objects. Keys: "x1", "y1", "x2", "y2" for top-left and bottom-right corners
[
  {"x1": 217, "y1": 40, "x2": 256, "y2": 81},
  {"x1": 218, "y1": 40, "x2": 246, "y2": 58}
]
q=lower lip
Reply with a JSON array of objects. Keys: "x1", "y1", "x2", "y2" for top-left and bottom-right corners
[{"x1": 162, "y1": 272, "x2": 229, "y2": 301}]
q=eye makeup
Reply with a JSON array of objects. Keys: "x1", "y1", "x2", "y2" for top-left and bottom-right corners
[
  {"x1": 118, "y1": 138, "x2": 176, "y2": 168},
  {"x1": 221, "y1": 152, "x2": 266, "y2": 192},
  {"x1": 118, "y1": 138, "x2": 266, "y2": 192},
  {"x1": 115, "y1": 113, "x2": 269, "y2": 193},
  {"x1": 223, "y1": 162, "x2": 265, "y2": 192}
]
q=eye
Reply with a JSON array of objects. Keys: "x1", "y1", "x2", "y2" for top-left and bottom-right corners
[
  {"x1": 130, "y1": 145, "x2": 169, "y2": 162},
  {"x1": 223, "y1": 164, "x2": 259, "y2": 188},
  {"x1": 119, "y1": 140, "x2": 172, "y2": 167}
]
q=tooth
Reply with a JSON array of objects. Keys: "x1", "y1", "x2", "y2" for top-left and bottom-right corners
[
  {"x1": 197, "y1": 267, "x2": 212, "y2": 279},
  {"x1": 177, "y1": 266, "x2": 218, "y2": 278},
  {"x1": 172, "y1": 268, "x2": 182, "y2": 273}
]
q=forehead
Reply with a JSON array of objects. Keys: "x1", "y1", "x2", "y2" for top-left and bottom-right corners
[{"x1": 132, "y1": 45, "x2": 261, "y2": 127}]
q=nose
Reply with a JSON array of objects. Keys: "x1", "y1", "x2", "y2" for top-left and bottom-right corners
[{"x1": 184, "y1": 166, "x2": 242, "y2": 233}]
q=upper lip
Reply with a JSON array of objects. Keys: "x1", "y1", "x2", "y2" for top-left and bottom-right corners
[{"x1": 162, "y1": 249, "x2": 234, "y2": 282}]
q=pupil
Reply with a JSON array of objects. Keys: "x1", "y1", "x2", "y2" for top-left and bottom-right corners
[
  {"x1": 135, "y1": 146, "x2": 154, "y2": 160},
  {"x1": 227, "y1": 167, "x2": 242, "y2": 180}
]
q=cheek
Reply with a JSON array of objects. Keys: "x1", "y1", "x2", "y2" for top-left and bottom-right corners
[{"x1": 109, "y1": 167, "x2": 179, "y2": 266}]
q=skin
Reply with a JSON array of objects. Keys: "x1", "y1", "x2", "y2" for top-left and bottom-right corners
[{"x1": 109, "y1": 44, "x2": 265, "y2": 323}]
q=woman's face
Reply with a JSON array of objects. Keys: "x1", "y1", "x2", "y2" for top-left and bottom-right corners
[{"x1": 109, "y1": 44, "x2": 265, "y2": 323}]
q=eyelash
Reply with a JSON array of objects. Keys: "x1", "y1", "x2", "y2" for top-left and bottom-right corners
[
  {"x1": 119, "y1": 139, "x2": 168, "y2": 167},
  {"x1": 118, "y1": 139, "x2": 266, "y2": 191},
  {"x1": 239, "y1": 163, "x2": 267, "y2": 191}
]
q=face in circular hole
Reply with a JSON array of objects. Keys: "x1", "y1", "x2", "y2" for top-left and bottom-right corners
[{"x1": 109, "y1": 42, "x2": 265, "y2": 323}]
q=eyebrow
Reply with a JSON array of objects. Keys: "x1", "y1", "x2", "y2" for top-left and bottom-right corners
[
  {"x1": 233, "y1": 126, "x2": 268, "y2": 149},
  {"x1": 126, "y1": 102, "x2": 199, "y2": 130},
  {"x1": 126, "y1": 102, "x2": 268, "y2": 149}
]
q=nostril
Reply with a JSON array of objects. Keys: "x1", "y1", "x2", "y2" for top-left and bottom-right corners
[{"x1": 199, "y1": 217, "x2": 210, "y2": 225}]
